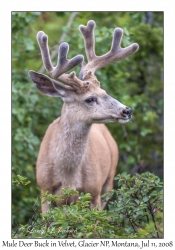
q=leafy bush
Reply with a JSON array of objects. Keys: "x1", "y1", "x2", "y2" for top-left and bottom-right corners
[{"x1": 12, "y1": 172, "x2": 163, "y2": 238}]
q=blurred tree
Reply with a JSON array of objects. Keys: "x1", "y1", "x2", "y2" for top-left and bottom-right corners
[{"x1": 12, "y1": 11, "x2": 163, "y2": 226}]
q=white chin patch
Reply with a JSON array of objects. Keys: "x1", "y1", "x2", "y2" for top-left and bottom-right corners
[{"x1": 118, "y1": 118, "x2": 130, "y2": 124}]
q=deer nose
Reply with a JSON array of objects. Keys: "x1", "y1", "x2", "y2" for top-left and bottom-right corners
[{"x1": 122, "y1": 107, "x2": 132, "y2": 118}]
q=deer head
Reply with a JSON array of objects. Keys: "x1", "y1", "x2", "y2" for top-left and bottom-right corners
[{"x1": 29, "y1": 20, "x2": 139, "y2": 125}]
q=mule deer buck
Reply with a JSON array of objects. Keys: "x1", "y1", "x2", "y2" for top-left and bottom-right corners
[{"x1": 29, "y1": 20, "x2": 139, "y2": 213}]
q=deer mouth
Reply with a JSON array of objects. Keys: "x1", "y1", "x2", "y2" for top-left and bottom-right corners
[
  {"x1": 95, "y1": 116, "x2": 131, "y2": 124},
  {"x1": 117, "y1": 118, "x2": 130, "y2": 124},
  {"x1": 110, "y1": 115, "x2": 131, "y2": 124}
]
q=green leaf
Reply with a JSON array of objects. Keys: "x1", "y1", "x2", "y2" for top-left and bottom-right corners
[{"x1": 143, "y1": 197, "x2": 149, "y2": 202}]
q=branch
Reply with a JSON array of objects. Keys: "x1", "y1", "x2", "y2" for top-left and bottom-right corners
[
  {"x1": 122, "y1": 125, "x2": 130, "y2": 144},
  {"x1": 148, "y1": 200, "x2": 159, "y2": 238},
  {"x1": 128, "y1": 216, "x2": 137, "y2": 233}
]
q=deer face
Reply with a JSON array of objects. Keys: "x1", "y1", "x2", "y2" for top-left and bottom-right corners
[
  {"x1": 29, "y1": 71, "x2": 131, "y2": 125},
  {"x1": 69, "y1": 86, "x2": 132, "y2": 125}
]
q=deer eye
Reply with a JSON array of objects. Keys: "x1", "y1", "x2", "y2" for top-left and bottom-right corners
[{"x1": 85, "y1": 97, "x2": 96, "y2": 104}]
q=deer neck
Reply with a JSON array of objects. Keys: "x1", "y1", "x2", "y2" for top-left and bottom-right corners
[{"x1": 56, "y1": 104, "x2": 91, "y2": 170}]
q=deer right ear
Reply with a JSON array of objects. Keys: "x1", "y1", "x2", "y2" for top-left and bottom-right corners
[{"x1": 28, "y1": 71, "x2": 66, "y2": 97}]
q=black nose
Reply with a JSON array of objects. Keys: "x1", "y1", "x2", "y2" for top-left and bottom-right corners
[{"x1": 122, "y1": 108, "x2": 132, "y2": 118}]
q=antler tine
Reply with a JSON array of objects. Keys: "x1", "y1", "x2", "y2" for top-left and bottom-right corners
[
  {"x1": 37, "y1": 31, "x2": 54, "y2": 73},
  {"x1": 53, "y1": 42, "x2": 84, "y2": 78},
  {"x1": 79, "y1": 20, "x2": 96, "y2": 62},
  {"x1": 79, "y1": 20, "x2": 139, "y2": 74},
  {"x1": 105, "y1": 27, "x2": 139, "y2": 64},
  {"x1": 36, "y1": 31, "x2": 87, "y2": 92}
]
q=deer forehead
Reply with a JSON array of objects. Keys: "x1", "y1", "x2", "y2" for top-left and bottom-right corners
[{"x1": 74, "y1": 87, "x2": 107, "y2": 100}]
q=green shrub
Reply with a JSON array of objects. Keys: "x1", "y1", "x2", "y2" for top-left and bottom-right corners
[{"x1": 12, "y1": 172, "x2": 163, "y2": 238}]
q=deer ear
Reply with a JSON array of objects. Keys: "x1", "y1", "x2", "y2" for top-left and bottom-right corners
[{"x1": 28, "y1": 71, "x2": 66, "y2": 97}]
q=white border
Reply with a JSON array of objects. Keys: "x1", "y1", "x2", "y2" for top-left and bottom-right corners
[{"x1": 1, "y1": 0, "x2": 175, "y2": 246}]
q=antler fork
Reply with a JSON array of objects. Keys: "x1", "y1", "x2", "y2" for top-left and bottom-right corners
[
  {"x1": 36, "y1": 31, "x2": 89, "y2": 93},
  {"x1": 79, "y1": 20, "x2": 139, "y2": 75}
]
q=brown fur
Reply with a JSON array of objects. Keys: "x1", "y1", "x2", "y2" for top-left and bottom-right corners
[
  {"x1": 37, "y1": 108, "x2": 118, "y2": 213},
  {"x1": 29, "y1": 72, "x2": 132, "y2": 213}
]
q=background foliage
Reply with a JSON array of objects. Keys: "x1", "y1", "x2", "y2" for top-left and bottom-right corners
[{"x1": 12, "y1": 11, "x2": 163, "y2": 232}]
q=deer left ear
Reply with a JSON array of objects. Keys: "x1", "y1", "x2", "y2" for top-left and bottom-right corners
[{"x1": 28, "y1": 71, "x2": 66, "y2": 97}]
